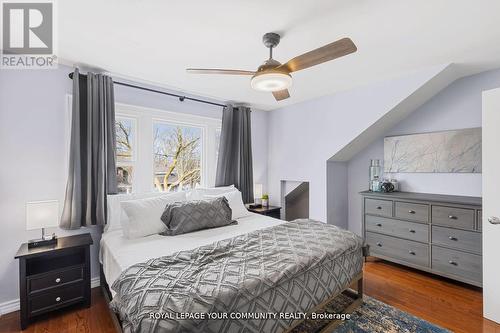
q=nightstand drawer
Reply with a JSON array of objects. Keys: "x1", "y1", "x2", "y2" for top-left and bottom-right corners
[
  {"x1": 28, "y1": 265, "x2": 84, "y2": 293},
  {"x1": 29, "y1": 282, "x2": 85, "y2": 316},
  {"x1": 365, "y1": 198, "x2": 393, "y2": 217}
]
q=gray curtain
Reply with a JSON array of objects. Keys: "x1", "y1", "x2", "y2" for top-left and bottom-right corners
[
  {"x1": 216, "y1": 105, "x2": 254, "y2": 203},
  {"x1": 60, "y1": 68, "x2": 117, "y2": 229}
]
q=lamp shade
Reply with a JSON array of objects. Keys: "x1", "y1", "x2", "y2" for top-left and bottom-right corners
[
  {"x1": 26, "y1": 200, "x2": 59, "y2": 230},
  {"x1": 254, "y1": 183, "x2": 263, "y2": 199}
]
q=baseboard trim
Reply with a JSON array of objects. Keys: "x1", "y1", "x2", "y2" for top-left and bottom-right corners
[
  {"x1": 91, "y1": 276, "x2": 100, "y2": 288},
  {"x1": 0, "y1": 277, "x2": 100, "y2": 316}
]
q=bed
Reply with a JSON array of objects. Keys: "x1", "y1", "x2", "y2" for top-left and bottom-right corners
[{"x1": 99, "y1": 193, "x2": 364, "y2": 333}]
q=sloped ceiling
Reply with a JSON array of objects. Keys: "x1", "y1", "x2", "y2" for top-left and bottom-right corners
[
  {"x1": 330, "y1": 64, "x2": 460, "y2": 162},
  {"x1": 58, "y1": 0, "x2": 500, "y2": 110}
]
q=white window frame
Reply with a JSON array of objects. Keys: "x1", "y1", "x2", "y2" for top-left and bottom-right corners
[{"x1": 115, "y1": 102, "x2": 221, "y2": 193}]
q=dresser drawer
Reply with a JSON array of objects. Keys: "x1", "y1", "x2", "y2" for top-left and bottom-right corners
[
  {"x1": 395, "y1": 201, "x2": 429, "y2": 223},
  {"x1": 432, "y1": 206, "x2": 475, "y2": 230},
  {"x1": 365, "y1": 215, "x2": 428, "y2": 243},
  {"x1": 432, "y1": 246, "x2": 482, "y2": 284},
  {"x1": 29, "y1": 282, "x2": 85, "y2": 316},
  {"x1": 366, "y1": 232, "x2": 429, "y2": 267},
  {"x1": 365, "y1": 198, "x2": 393, "y2": 217},
  {"x1": 28, "y1": 265, "x2": 84, "y2": 293},
  {"x1": 432, "y1": 226, "x2": 481, "y2": 254}
]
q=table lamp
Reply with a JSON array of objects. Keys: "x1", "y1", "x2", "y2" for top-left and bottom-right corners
[
  {"x1": 249, "y1": 183, "x2": 263, "y2": 208},
  {"x1": 26, "y1": 200, "x2": 59, "y2": 248}
]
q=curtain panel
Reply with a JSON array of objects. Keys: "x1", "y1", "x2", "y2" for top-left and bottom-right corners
[
  {"x1": 215, "y1": 105, "x2": 254, "y2": 203},
  {"x1": 60, "y1": 68, "x2": 117, "y2": 229}
]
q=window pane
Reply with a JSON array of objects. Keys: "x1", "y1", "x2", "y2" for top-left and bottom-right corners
[
  {"x1": 117, "y1": 166, "x2": 133, "y2": 194},
  {"x1": 116, "y1": 117, "x2": 135, "y2": 162},
  {"x1": 215, "y1": 128, "x2": 221, "y2": 168},
  {"x1": 153, "y1": 123, "x2": 202, "y2": 192}
]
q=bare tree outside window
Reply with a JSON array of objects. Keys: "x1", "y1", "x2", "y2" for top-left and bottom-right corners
[
  {"x1": 153, "y1": 123, "x2": 202, "y2": 192},
  {"x1": 115, "y1": 118, "x2": 136, "y2": 193}
]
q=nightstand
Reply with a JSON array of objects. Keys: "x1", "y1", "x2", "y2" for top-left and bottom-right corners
[
  {"x1": 14, "y1": 233, "x2": 93, "y2": 329},
  {"x1": 246, "y1": 205, "x2": 282, "y2": 219}
]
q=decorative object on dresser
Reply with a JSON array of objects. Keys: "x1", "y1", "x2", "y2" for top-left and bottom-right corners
[
  {"x1": 26, "y1": 200, "x2": 59, "y2": 248},
  {"x1": 246, "y1": 204, "x2": 281, "y2": 219},
  {"x1": 368, "y1": 159, "x2": 382, "y2": 192},
  {"x1": 15, "y1": 233, "x2": 93, "y2": 330},
  {"x1": 361, "y1": 191, "x2": 482, "y2": 287}
]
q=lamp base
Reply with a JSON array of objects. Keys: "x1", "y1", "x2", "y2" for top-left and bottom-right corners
[
  {"x1": 248, "y1": 203, "x2": 262, "y2": 209},
  {"x1": 28, "y1": 237, "x2": 57, "y2": 249}
]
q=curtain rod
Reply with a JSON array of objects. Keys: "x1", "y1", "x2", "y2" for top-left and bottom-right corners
[{"x1": 68, "y1": 72, "x2": 227, "y2": 108}]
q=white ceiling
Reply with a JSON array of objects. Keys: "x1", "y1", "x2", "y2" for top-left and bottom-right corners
[{"x1": 59, "y1": 0, "x2": 500, "y2": 111}]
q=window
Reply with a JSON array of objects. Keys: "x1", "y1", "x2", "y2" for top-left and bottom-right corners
[
  {"x1": 153, "y1": 123, "x2": 202, "y2": 191},
  {"x1": 115, "y1": 117, "x2": 136, "y2": 193},
  {"x1": 215, "y1": 128, "x2": 221, "y2": 169},
  {"x1": 114, "y1": 103, "x2": 221, "y2": 193}
]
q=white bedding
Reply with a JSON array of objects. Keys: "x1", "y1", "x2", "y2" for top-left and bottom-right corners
[{"x1": 99, "y1": 212, "x2": 284, "y2": 292}]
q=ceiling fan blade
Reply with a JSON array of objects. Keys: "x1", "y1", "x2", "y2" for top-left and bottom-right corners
[
  {"x1": 272, "y1": 89, "x2": 290, "y2": 101},
  {"x1": 186, "y1": 68, "x2": 255, "y2": 75},
  {"x1": 281, "y1": 38, "x2": 357, "y2": 73}
]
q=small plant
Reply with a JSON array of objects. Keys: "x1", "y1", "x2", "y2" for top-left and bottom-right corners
[{"x1": 262, "y1": 194, "x2": 269, "y2": 200}]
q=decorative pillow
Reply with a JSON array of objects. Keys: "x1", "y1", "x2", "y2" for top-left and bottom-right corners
[
  {"x1": 204, "y1": 190, "x2": 252, "y2": 220},
  {"x1": 120, "y1": 192, "x2": 187, "y2": 239},
  {"x1": 106, "y1": 192, "x2": 173, "y2": 232},
  {"x1": 187, "y1": 185, "x2": 236, "y2": 201},
  {"x1": 160, "y1": 197, "x2": 236, "y2": 236}
]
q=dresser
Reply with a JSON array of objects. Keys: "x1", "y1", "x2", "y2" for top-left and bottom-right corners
[
  {"x1": 15, "y1": 233, "x2": 93, "y2": 329},
  {"x1": 361, "y1": 191, "x2": 482, "y2": 287}
]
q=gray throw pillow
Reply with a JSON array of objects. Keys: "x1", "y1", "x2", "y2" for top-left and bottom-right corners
[{"x1": 160, "y1": 197, "x2": 237, "y2": 236}]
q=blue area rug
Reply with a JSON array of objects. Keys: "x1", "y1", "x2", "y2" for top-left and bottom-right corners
[{"x1": 292, "y1": 295, "x2": 450, "y2": 333}]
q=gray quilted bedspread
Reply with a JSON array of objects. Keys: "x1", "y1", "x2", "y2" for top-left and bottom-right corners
[{"x1": 110, "y1": 219, "x2": 363, "y2": 333}]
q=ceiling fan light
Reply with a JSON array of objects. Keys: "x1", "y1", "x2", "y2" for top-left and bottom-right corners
[{"x1": 251, "y1": 72, "x2": 292, "y2": 92}]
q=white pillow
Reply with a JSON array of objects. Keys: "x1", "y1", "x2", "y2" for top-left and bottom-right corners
[
  {"x1": 106, "y1": 192, "x2": 173, "y2": 232},
  {"x1": 187, "y1": 185, "x2": 236, "y2": 201},
  {"x1": 120, "y1": 192, "x2": 186, "y2": 239},
  {"x1": 204, "y1": 190, "x2": 252, "y2": 220}
]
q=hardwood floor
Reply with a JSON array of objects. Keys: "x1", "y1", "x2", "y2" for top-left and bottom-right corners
[
  {"x1": 0, "y1": 258, "x2": 499, "y2": 333},
  {"x1": 363, "y1": 258, "x2": 499, "y2": 333},
  {"x1": 0, "y1": 288, "x2": 116, "y2": 333}
]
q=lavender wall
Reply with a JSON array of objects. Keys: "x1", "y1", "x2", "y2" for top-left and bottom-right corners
[
  {"x1": 266, "y1": 66, "x2": 449, "y2": 223},
  {"x1": 347, "y1": 68, "x2": 500, "y2": 235},
  {"x1": 0, "y1": 65, "x2": 269, "y2": 307}
]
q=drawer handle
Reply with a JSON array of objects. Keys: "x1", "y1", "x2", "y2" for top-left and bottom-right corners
[
  {"x1": 448, "y1": 261, "x2": 458, "y2": 266},
  {"x1": 408, "y1": 250, "x2": 416, "y2": 255},
  {"x1": 448, "y1": 236, "x2": 458, "y2": 241},
  {"x1": 448, "y1": 215, "x2": 457, "y2": 220},
  {"x1": 408, "y1": 210, "x2": 416, "y2": 214},
  {"x1": 376, "y1": 242, "x2": 382, "y2": 247},
  {"x1": 408, "y1": 229, "x2": 416, "y2": 233},
  {"x1": 376, "y1": 223, "x2": 382, "y2": 227},
  {"x1": 376, "y1": 206, "x2": 382, "y2": 210},
  {"x1": 55, "y1": 296, "x2": 61, "y2": 302},
  {"x1": 55, "y1": 278, "x2": 61, "y2": 283}
]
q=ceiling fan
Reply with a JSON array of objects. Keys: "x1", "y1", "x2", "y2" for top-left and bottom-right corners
[{"x1": 186, "y1": 33, "x2": 357, "y2": 101}]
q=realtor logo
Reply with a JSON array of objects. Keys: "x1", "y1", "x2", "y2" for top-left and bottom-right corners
[{"x1": 1, "y1": 0, "x2": 57, "y2": 69}]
